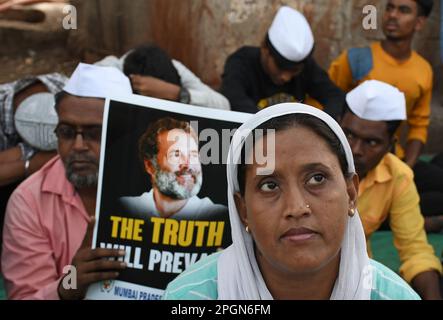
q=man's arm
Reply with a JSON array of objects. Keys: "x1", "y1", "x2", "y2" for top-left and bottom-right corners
[
  {"x1": 411, "y1": 271, "x2": 442, "y2": 300},
  {"x1": 1, "y1": 188, "x2": 65, "y2": 299},
  {"x1": 172, "y1": 60, "x2": 230, "y2": 110},
  {"x1": 305, "y1": 58, "x2": 346, "y2": 120},
  {"x1": 0, "y1": 148, "x2": 56, "y2": 186},
  {"x1": 404, "y1": 69, "x2": 432, "y2": 167},
  {"x1": 389, "y1": 171, "x2": 442, "y2": 299},
  {"x1": 220, "y1": 53, "x2": 259, "y2": 113},
  {"x1": 405, "y1": 139, "x2": 424, "y2": 168},
  {"x1": 1, "y1": 189, "x2": 126, "y2": 300},
  {"x1": 328, "y1": 50, "x2": 355, "y2": 92},
  {"x1": 0, "y1": 146, "x2": 21, "y2": 163},
  {"x1": 129, "y1": 74, "x2": 180, "y2": 101},
  {"x1": 58, "y1": 218, "x2": 126, "y2": 300}
]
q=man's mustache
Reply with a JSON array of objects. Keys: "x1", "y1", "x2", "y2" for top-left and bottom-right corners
[
  {"x1": 174, "y1": 168, "x2": 200, "y2": 177},
  {"x1": 386, "y1": 19, "x2": 399, "y2": 27},
  {"x1": 66, "y1": 153, "x2": 99, "y2": 166}
]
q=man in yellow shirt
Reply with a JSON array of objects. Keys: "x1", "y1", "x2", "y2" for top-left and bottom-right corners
[
  {"x1": 329, "y1": 0, "x2": 433, "y2": 167},
  {"x1": 329, "y1": 0, "x2": 443, "y2": 232},
  {"x1": 341, "y1": 80, "x2": 442, "y2": 300}
]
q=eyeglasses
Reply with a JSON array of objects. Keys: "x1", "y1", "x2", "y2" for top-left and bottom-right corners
[{"x1": 54, "y1": 124, "x2": 102, "y2": 142}]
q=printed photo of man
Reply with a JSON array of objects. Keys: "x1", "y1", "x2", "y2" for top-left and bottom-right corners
[{"x1": 119, "y1": 117, "x2": 227, "y2": 220}]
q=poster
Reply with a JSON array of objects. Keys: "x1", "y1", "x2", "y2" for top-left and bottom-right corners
[{"x1": 86, "y1": 95, "x2": 251, "y2": 300}]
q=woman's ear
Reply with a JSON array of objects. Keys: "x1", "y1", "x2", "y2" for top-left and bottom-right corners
[
  {"x1": 346, "y1": 173, "x2": 359, "y2": 208},
  {"x1": 234, "y1": 192, "x2": 248, "y2": 227}
]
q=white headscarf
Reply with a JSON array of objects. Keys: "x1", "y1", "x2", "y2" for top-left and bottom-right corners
[{"x1": 218, "y1": 103, "x2": 372, "y2": 300}]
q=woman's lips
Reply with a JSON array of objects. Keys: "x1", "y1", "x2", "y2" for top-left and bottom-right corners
[{"x1": 281, "y1": 227, "x2": 318, "y2": 242}]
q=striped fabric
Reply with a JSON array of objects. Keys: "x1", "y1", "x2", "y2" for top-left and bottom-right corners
[
  {"x1": 369, "y1": 260, "x2": 420, "y2": 300},
  {"x1": 163, "y1": 252, "x2": 420, "y2": 300},
  {"x1": 0, "y1": 73, "x2": 67, "y2": 159}
]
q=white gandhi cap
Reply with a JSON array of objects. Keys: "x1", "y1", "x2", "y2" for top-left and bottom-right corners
[
  {"x1": 346, "y1": 80, "x2": 407, "y2": 121},
  {"x1": 63, "y1": 62, "x2": 132, "y2": 99},
  {"x1": 268, "y1": 6, "x2": 314, "y2": 62}
]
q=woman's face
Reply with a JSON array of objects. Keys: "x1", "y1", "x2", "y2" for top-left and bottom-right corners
[{"x1": 235, "y1": 126, "x2": 358, "y2": 277}]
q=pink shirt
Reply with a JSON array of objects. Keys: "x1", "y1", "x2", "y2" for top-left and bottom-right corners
[{"x1": 1, "y1": 156, "x2": 90, "y2": 300}]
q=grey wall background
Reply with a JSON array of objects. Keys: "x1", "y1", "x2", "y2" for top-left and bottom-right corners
[
  {"x1": 68, "y1": 0, "x2": 441, "y2": 89},
  {"x1": 0, "y1": 0, "x2": 440, "y2": 151}
]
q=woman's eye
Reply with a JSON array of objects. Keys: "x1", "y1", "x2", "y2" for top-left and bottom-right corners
[
  {"x1": 260, "y1": 182, "x2": 278, "y2": 192},
  {"x1": 307, "y1": 174, "x2": 326, "y2": 186}
]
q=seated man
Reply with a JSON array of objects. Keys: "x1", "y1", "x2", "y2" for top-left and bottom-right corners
[
  {"x1": 0, "y1": 73, "x2": 66, "y2": 247},
  {"x1": 220, "y1": 6, "x2": 345, "y2": 119},
  {"x1": 340, "y1": 80, "x2": 442, "y2": 300},
  {"x1": 1, "y1": 63, "x2": 133, "y2": 299},
  {"x1": 329, "y1": 0, "x2": 434, "y2": 167},
  {"x1": 119, "y1": 117, "x2": 227, "y2": 220},
  {"x1": 95, "y1": 44, "x2": 230, "y2": 110},
  {"x1": 328, "y1": 0, "x2": 442, "y2": 230}
]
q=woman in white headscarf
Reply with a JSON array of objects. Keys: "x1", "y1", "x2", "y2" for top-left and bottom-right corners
[{"x1": 163, "y1": 103, "x2": 420, "y2": 300}]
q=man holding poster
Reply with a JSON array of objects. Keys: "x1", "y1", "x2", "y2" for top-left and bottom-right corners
[
  {"x1": 119, "y1": 117, "x2": 227, "y2": 220},
  {"x1": 1, "y1": 63, "x2": 133, "y2": 300},
  {"x1": 85, "y1": 93, "x2": 250, "y2": 300}
]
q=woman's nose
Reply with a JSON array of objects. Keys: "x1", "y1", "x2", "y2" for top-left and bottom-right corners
[{"x1": 282, "y1": 185, "x2": 311, "y2": 219}]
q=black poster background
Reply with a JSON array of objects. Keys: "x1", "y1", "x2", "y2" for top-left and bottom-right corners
[{"x1": 93, "y1": 99, "x2": 245, "y2": 292}]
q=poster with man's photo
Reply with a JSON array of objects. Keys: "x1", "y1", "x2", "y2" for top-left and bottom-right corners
[{"x1": 86, "y1": 95, "x2": 251, "y2": 300}]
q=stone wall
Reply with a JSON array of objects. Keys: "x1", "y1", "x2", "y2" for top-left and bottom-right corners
[
  {"x1": 69, "y1": 0, "x2": 441, "y2": 90},
  {"x1": 67, "y1": 0, "x2": 442, "y2": 153}
]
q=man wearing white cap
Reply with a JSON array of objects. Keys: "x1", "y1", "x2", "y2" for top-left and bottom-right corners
[
  {"x1": 340, "y1": 80, "x2": 442, "y2": 300},
  {"x1": 95, "y1": 44, "x2": 230, "y2": 110},
  {"x1": 221, "y1": 6, "x2": 345, "y2": 119},
  {"x1": 330, "y1": 0, "x2": 434, "y2": 169},
  {"x1": 1, "y1": 63, "x2": 132, "y2": 300}
]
